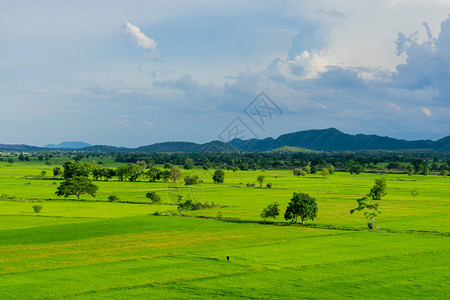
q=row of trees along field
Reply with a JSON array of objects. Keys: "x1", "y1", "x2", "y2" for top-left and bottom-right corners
[{"x1": 2, "y1": 150, "x2": 450, "y2": 174}]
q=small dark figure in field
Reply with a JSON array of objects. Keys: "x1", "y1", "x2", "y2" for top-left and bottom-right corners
[{"x1": 227, "y1": 254, "x2": 229, "y2": 261}]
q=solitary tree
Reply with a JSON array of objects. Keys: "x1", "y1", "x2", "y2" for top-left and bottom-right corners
[
  {"x1": 293, "y1": 168, "x2": 304, "y2": 177},
  {"x1": 349, "y1": 161, "x2": 364, "y2": 175},
  {"x1": 146, "y1": 191, "x2": 161, "y2": 204},
  {"x1": 411, "y1": 189, "x2": 418, "y2": 201},
  {"x1": 260, "y1": 202, "x2": 280, "y2": 224},
  {"x1": 441, "y1": 170, "x2": 448, "y2": 179},
  {"x1": 369, "y1": 178, "x2": 387, "y2": 200},
  {"x1": 184, "y1": 158, "x2": 194, "y2": 170},
  {"x1": 170, "y1": 166, "x2": 182, "y2": 182},
  {"x1": 320, "y1": 168, "x2": 330, "y2": 179},
  {"x1": 257, "y1": 175, "x2": 265, "y2": 188},
  {"x1": 55, "y1": 176, "x2": 98, "y2": 200},
  {"x1": 284, "y1": 192, "x2": 318, "y2": 225},
  {"x1": 350, "y1": 178, "x2": 387, "y2": 229},
  {"x1": 212, "y1": 169, "x2": 225, "y2": 183},
  {"x1": 53, "y1": 167, "x2": 62, "y2": 177}
]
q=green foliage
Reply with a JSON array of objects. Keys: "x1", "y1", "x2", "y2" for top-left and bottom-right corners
[
  {"x1": 32, "y1": 205, "x2": 42, "y2": 213},
  {"x1": 284, "y1": 192, "x2": 318, "y2": 225},
  {"x1": 349, "y1": 161, "x2": 364, "y2": 175},
  {"x1": 369, "y1": 178, "x2": 387, "y2": 200},
  {"x1": 350, "y1": 196, "x2": 380, "y2": 229},
  {"x1": 108, "y1": 195, "x2": 119, "y2": 202},
  {"x1": 184, "y1": 158, "x2": 194, "y2": 170},
  {"x1": 266, "y1": 182, "x2": 272, "y2": 189},
  {"x1": 184, "y1": 175, "x2": 199, "y2": 185},
  {"x1": 53, "y1": 167, "x2": 62, "y2": 177},
  {"x1": 441, "y1": 169, "x2": 448, "y2": 179},
  {"x1": 145, "y1": 192, "x2": 161, "y2": 204},
  {"x1": 321, "y1": 168, "x2": 330, "y2": 178},
  {"x1": 55, "y1": 176, "x2": 98, "y2": 200},
  {"x1": 293, "y1": 168, "x2": 306, "y2": 177},
  {"x1": 170, "y1": 166, "x2": 182, "y2": 182},
  {"x1": 212, "y1": 169, "x2": 225, "y2": 183},
  {"x1": 260, "y1": 202, "x2": 279, "y2": 223},
  {"x1": 411, "y1": 189, "x2": 418, "y2": 201},
  {"x1": 116, "y1": 164, "x2": 142, "y2": 182},
  {"x1": 257, "y1": 175, "x2": 265, "y2": 187},
  {"x1": 62, "y1": 160, "x2": 89, "y2": 179}
]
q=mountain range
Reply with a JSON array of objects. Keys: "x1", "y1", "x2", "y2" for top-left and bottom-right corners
[{"x1": 1, "y1": 128, "x2": 449, "y2": 153}]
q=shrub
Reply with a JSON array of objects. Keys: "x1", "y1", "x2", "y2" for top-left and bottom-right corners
[
  {"x1": 184, "y1": 175, "x2": 199, "y2": 185},
  {"x1": 266, "y1": 183, "x2": 272, "y2": 188},
  {"x1": 108, "y1": 195, "x2": 119, "y2": 202},
  {"x1": 146, "y1": 191, "x2": 161, "y2": 204},
  {"x1": 33, "y1": 205, "x2": 42, "y2": 213}
]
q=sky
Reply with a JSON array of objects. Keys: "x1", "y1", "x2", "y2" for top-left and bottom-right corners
[{"x1": 1, "y1": 0, "x2": 450, "y2": 147}]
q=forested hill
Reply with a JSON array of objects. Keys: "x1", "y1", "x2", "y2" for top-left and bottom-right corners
[
  {"x1": 81, "y1": 141, "x2": 236, "y2": 153},
  {"x1": 1, "y1": 129, "x2": 449, "y2": 152},
  {"x1": 229, "y1": 128, "x2": 449, "y2": 152}
]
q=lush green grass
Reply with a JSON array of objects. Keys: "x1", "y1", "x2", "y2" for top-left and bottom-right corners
[{"x1": 0, "y1": 160, "x2": 449, "y2": 298}]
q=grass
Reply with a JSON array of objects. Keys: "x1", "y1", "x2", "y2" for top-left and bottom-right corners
[{"x1": 0, "y1": 160, "x2": 449, "y2": 298}]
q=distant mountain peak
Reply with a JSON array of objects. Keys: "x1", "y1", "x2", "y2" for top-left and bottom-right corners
[{"x1": 44, "y1": 141, "x2": 91, "y2": 149}]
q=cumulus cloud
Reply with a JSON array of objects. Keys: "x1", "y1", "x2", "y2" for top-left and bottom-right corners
[
  {"x1": 393, "y1": 17, "x2": 450, "y2": 96},
  {"x1": 125, "y1": 22, "x2": 157, "y2": 51}
]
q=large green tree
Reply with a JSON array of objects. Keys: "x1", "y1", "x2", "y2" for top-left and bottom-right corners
[
  {"x1": 55, "y1": 176, "x2": 98, "y2": 200},
  {"x1": 284, "y1": 192, "x2": 318, "y2": 225},
  {"x1": 212, "y1": 169, "x2": 225, "y2": 183}
]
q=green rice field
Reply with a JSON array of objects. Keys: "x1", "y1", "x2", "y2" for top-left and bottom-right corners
[{"x1": 0, "y1": 160, "x2": 449, "y2": 298}]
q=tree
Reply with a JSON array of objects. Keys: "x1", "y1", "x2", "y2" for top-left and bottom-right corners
[
  {"x1": 349, "y1": 161, "x2": 364, "y2": 175},
  {"x1": 293, "y1": 168, "x2": 305, "y2": 177},
  {"x1": 369, "y1": 178, "x2": 387, "y2": 200},
  {"x1": 212, "y1": 169, "x2": 225, "y2": 183},
  {"x1": 260, "y1": 202, "x2": 280, "y2": 224},
  {"x1": 53, "y1": 167, "x2": 62, "y2": 177},
  {"x1": 170, "y1": 166, "x2": 182, "y2": 182},
  {"x1": 184, "y1": 175, "x2": 199, "y2": 185},
  {"x1": 108, "y1": 195, "x2": 119, "y2": 202},
  {"x1": 257, "y1": 175, "x2": 265, "y2": 188},
  {"x1": 303, "y1": 166, "x2": 311, "y2": 174},
  {"x1": 284, "y1": 192, "x2": 318, "y2": 225},
  {"x1": 62, "y1": 160, "x2": 89, "y2": 179},
  {"x1": 411, "y1": 189, "x2": 418, "y2": 201},
  {"x1": 350, "y1": 196, "x2": 380, "y2": 229},
  {"x1": 350, "y1": 178, "x2": 387, "y2": 229},
  {"x1": 440, "y1": 170, "x2": 448, "y2": 179},
  {"x1": 146, "y1": 191, "x2": 161, "y2": 204},
  {"x1": 184, "y1": 158, "x2": 194, "y2": 170},
  {"x1": 33, "y1": 205, "x2": 42, "y2": 213},
  {"x1": 55, "y1": 176, "x2": 98, "y2": 200},
  {"x1": 320, "y1": 168, "x2": 330, "y2": 179}
]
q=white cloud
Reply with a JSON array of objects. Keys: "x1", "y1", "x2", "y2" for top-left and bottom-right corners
[
  {"x1": 421, "y1": 107, "x2": 432, "y2": 116},
  {"x1": 125, "y1": 22, "x2": 157, "y2": 51},
  {"x1": 388, "y1": 102, "x2": 401, "y2": 111},
  {"x1": 143, "y1": 121, "x2": 157, "y2": 128}
]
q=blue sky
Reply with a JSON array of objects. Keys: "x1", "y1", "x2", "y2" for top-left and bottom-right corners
[{"x1": 1, "y1": 0, "x2": 450, "y2": 147}]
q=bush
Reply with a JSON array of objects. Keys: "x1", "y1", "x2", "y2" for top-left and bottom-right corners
[
  {"x1": 146, "y1": 192, "x2": 161, "y2": 204},
  {"x1": 184, "y1": 175, "x2": 199, "y2": 185},
  {"x1": 108, "y1": 195, "x2": 119, "y2": 202},
  {"x1": 33, "y1": 205, "x2": 42, "y2": 213},
  {"x1": 266, "y1": 183, "x2": 272, "y2": 188}
]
